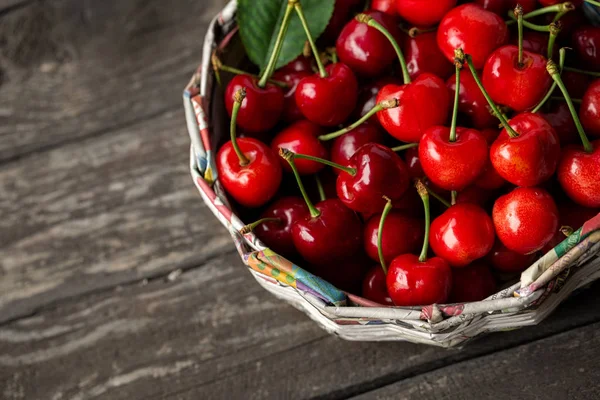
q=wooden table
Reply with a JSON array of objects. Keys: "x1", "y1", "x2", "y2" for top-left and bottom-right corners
[{"x1": 1, "y1": 1, "x2": 599, "y2": 399}]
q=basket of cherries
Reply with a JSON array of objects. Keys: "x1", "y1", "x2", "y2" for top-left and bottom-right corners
[{"x1": 184, "y1": 0, "x2": 600, "y2": 346}]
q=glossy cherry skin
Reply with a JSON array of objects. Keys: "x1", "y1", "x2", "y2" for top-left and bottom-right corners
[
  {"x1": 492, "y1": 187, "x2": 559, "y2": 255},
  {"x1": 386, "y1": 254, "x2": 452, "y2": 306},
  {"x1": 225, "y1": 74, "x2": 284, "y2": 134},
  {"x1": 279, "y1": 55, "x2": 313, "y2": 74},
  {"x1": 291, "y1": 199, "x2": 363, "y2": 266},
  {"x1": 321, "y1": 0, "x2": 364, "y2": 44},
  {"x1": 336, "y1": 10, "x2": 402, "y2": 78},
  {"x1": 580, "y1": 79, "x2": 600, "y2": 139},
  {"x1": 371, "y1": 0, "x2": 397, "y2": 16},
  {"x1": 541, "y1": 102, "x2": 579, "y2": 146},
  {"x1": 364, "y1": 211, "x2": 424, "y2": 264},
  {"x1": 336, "y1": 143, "x2": 410, "y2": 214},
  {"x1": 490, "y1": 112, "x2": 560, "y2": 187},
  {"x1": 430, "y1": 203, "x2": 496, "y2": 267},
  {"x1": 271, "y1": 120, "x2": 328, "y2": 175},
  {"x1": 362, "y1": 266, "x2": 394, "y2": 305},
  {"x1": 482, "y1": 46, "x2": 552, "y2": 112},
  {"x1": 376, "y1": 73, "x2": 451, "y2": 143},
  {"x1": 437, "y1": 4, "x2": 509, "y2": 69},
  {"x1": 419, "y1": 126, "x2": 489, "y2": 191},
  {"x1": 404, "y1": 31, "x2": 454, "y2": 81},
  {"x1": 404, "y1": 146, "x2": 425, "y2": 178},
  {"x1": 446, "y1": 69, "x2": 497, "y2": 129},
  {"x1": 216, "y1": 138, "x2": 282, "y2": 208},
  {"x1": 572, "y1": 26, "x2": 600, "y2": 71},
  {"x1": 396, "y1": 0, "x2": 457, "y2": 27},
  {"x1": 295, "y1": 63, "x2": 358, "y2": 127},
  {"x1": 557, "y1": 141, "x2": 600, "y2": 208},
  {"x1": 253, "y1": 197, "x2": 309, "y2": 257},
  {"x1": 449, "y1": 263, "x2": 496, "y2": 303},
  {"x1": 353, "y1": 77, "x2": 402, "y2": 121},
  {"x1": 475, "y1": 0, "x2": 536, "y2": 16},
  {"x1": 330, "y1": 122, "x2": 385, "y2": 174},
  {"x1": 273, "y1": 69, "x2": 312, "y2": 123},
  {"x1": 486, "y1": 239, "x2": 536, "y2": 274}
]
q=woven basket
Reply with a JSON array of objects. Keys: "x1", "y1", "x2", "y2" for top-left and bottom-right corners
[{"x1": 183, "y1": 0, "x2": 600, "y2": 347}]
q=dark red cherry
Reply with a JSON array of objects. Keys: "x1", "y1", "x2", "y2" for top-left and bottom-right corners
[
  {"x1": 279, "y1": 55, "x2": 313, "y2": 74},
  {"x1": 492, "y1": 187, "x2": 559, "y2": 254},
  {"x1": 561, "y1": 70, "x2": 591, "y2": 100},
  {"x1": 404, "y1": 146, "x2": 425, "y2": 179},
  {"x1": 511, "y1": 31, "x2": 549, "y2": 57},
  {"x1": 572, "y1": 26, "x2": 600, "y2": 71},
  {"x1": 455, "y1": 185, "x2": 496, "y2": 208},
  {"x1": 396, "y1": 0, "x2": 457, "y2": 27},
  {"x1": 541, "y1": 102, "x2": 579, "y2": 145},
  {"x1": 225, "y1": 74, "x2": 284, "y2": 133},
  {"x1": 321, "y1": 0, "x2": 364, "y2": 44},
  {"x1": 474, "y1": 128, "x2": 506, "y2": 190},
  {"x1": 449, "y1": 262, "x2": 496, "y2": 303},
  {"x1": 272, "y1": 69, "x2": 312, "y2": 123},
  {"x1": 371, "y1": 0, "x2": 397, "y2": 16},
  {"x1": 437, "y1": 4, "x2": 509, "y2": 69},
  {"x1": 364, "y1": 211, "x2": 424, "y2": 264},
  {"x1": 271, "y1": 120, "x2": 328, "y2": 175},
  {"x1": 336, "y1": 11, "x2": 403, "y2": 78},
  {"x1": 295, "y1": 63, "x2": 358, "y2": 127},
  {"x1": 557, "y1": 140, "x2": 600, "y2": 208},
  {"x1": 330, "y1": 122, "x2": 386, "y2": 174},
  {"x1": 430, "y1": 203, "x2": 495, "y2": 267},
  {"x1": 446, "y1": 68, "x2": 497, "y2": 129},
  {"x1": 353, "y1": 77, "x2": 402, "y2": 121},
  {"x1": 362, "y1": 266, "x2": 394, "y2": 305},
  {"x1": 316, "y1": 252, "x2": 370, "y2": 294},
  {"x1": 558, "y1": 201, "x2": 600, "y2": 229},
  {"x1": 580, "y1": 79, "x2": 600, "y2": 139},
  {"x1": 404, "y1": 31, "x2": 454, "y2": 81},
  {"x1": 475, "y1": 0, "x2": 536, "y2": 16},
  {"x1": 487, "y1": 239, "x2": 536, "y2": 273}
]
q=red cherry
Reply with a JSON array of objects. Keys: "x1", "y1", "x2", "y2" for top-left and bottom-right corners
[
  {"x1": 475, "y1": 0, "x2": 536, "y2": 16},
  {"x1": 362, "y1": 266, "x2": 394, "y2": 305},
  {"x1": 336, "y1": 11, "x2": 402, "y2": 78},
  {"x1": 580, "y1": 79, "x2": 600, "y2": 139},
  {"x1": 225, "y1": 74, "x2": 284, "y2": 133},
  {"x1": 272, "y1": 69, "x2": 312, "y2": 123},
  {"x1": 295, "y1": 63, "x2": 358, "y2": 127},
  {"x1": 430, "y1": 203, "x2": 495, "y2": 267},
  {"x1": 558, "y1": 200, "x2": 600, "y2": 229},
  {"x1": 482, "y1": 46, "x2": 552, "y2": 112},
  {"x1": 404, "y1": 146, "x2": 425, "y2": 179},
  {"x1": 437, "y1": 4, "x2": 509, "y2": 69},
  {"x1": 376, "y1": 74, "x2": 451, "y2": 142},
  {"x1": 271, "y1": 120, "x2": 329, "y2": 175},
  {"x1": 492, "y1": 187, "x2": 559, "y2": 254},
  {"x1": 336, "y1": 143, "x2": 410, "y2": 214},
  {"x1": 364, "y1": 211, "x2": 424, "y2": 264},
  {"x1": 404, "y1": 31, "x2": 454, "y2": 81},
  {"x1": 291, "y1": 198, "x2": 363, "y2": 266},
  {"x1": 490, "y1": 112, "x2": 560, "y2": 187},
  {"x1": 473, "y1": 128, "x2": 507, "y2": 190},
  {"x1": 511, "y1": 31, "x2": 549, "y2": 57},
  {"x1": 396, "y1": 0, "x2": 457, "y2": 27},
  {"x1": 541, "y1": 102, "x2": 579, "y2": 145},
  {"x1": 278, "y1": 55, "x2": 313, "y2": 74},
  {"x1": 487, "y1": 239, "x2": 536, "y2": 273},
  {"x1": 371, "y1": 0, "x2": 397, "y2": 16},
  {"x1": 217, "y1": 137, "x2": 282, "y2": 208},
  {"x1": 561, "y1": 70, "x2": 591, "y2": 99},
  {"x1": 253, "y1": 197, "x2": 309, "y2": 257},
  {"x1": 321, "y1": 0, "x2": 364, "y2": 44},
  {"x1": 449, "y1": 262, "x2": 496, "y2": 303},
  {"x1": 353, "y1": 77, "x2": 402, "y2": 120},
  {"x1": 316, "y1": 252, "x2": 370, "y2": 293},
  {"x1": 572, "y1": 26, "x2": 600, "y2": 71},
  {"x1": 330, "y1": 122, "x2": 385, "y2": 174},
  {"x1": 557, "y1": 140, "x2": 600, "y2": 208},
  {"x1": 419, "y1": 126, "x2": 489, "y2": 191},
  {"x1": 387, "y1": 254, "x2": 452, "y2": 306},
  {"x1": 393, "y1": 187, "x2": 424, "y2": 216},
  {"x1": 446, "y1": 68, "x2": 497, "y2": 130}
]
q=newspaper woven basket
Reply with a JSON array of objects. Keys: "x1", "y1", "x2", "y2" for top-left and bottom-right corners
[{"x1": 183, "y1": 1, "x2": 600, "y2": 347}]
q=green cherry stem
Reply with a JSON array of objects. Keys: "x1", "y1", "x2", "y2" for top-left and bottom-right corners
[
  {"x1": 532, "y1": 47, "x2": 566, "y2": 113},
  {"x1": 290, "y1": 152, "x2": 357, "y2": 175},
  {"x1": 391, "y1": 143, "x2": 419, "y2": 152},
  {"x1": 515, "y1": 5, "x2": 524, "y2": 66},
  {"x1": 315, "y1": 174, "x2": 326, "y2": 202},
  {"x1": 450, "y1": 48, "x2": 464, "y2": 143},
  {"x1": 451, "y1": 191, "x2": 457, "y2": 206},
  {"x1": 562, "y1": 66, "x2": 600, "y2": 77},
  {"x1": 279, "y1": 148, "x2": 321, "y2": 218},
  {"x1": 505, "y1": 2, "x2": 574, "y2": 25},
  {"x1": 547, "y1": 22, "x2": 560, "y2": 60},
  {"x1": 356, "y1": 13, "x2": 411, "y2": 84},
  {"x1": 584, "y1": 0, "x2": 600, "y2": 6},
  {"x1": 294, "y1": 1, "x2": 328, "y2": 78},
  {"x1": 377, "y1": 196, "x2": 393, "y2": 274},
  {"x1": 415, "y1": 180, "x2": 431, "y2": 263},
  {"x1": 258, "y1": 0, "x2": 296, "y2": 88},
  {"x1": 318, "y1": 98, "x2": 400, "y2": 141},
  {"x1": 507, "y1": 12, "x2": 551, "y2": 32},
  {"x1": 465, "y1": 54, "x2": 520, "y2": 138},
  {"x1": 547, "y1": 59, "x2": 593, "y2": 153},
  {"x1": 408, "y1": 26, "x2": 437, "y2": 37},
  {"x1": 231, "y1": 88, "x2": 250, "y2": 166},
  {"x1": 550, "y1": 96, "x2": 582, "y2": 104},
  {"x1": 240, "y1": 218, "x2": 282, "y2": 234},
  {"x1": 424, "y1": 183, "x2": 451, "y2": 208},
  {"x1": 212, "y1": 53, "x2": 289, "y2": 88}
]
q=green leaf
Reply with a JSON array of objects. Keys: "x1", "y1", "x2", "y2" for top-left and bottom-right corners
[{"x1": 237, "y1": 0, "x2": 335, "y2": 72}]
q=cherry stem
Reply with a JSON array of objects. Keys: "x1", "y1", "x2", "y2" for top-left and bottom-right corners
[
  {"x1": 294, "y1": 1, "x2": 328, "y2": 78},
  {"x1": 465, "y1": 54, "x2": 520, "y2": 138},
  {"x1": 258, "y1": 1, "x2": 296, "y2": 88},
  {"x1": 279, "y1": 148, "x2": 321, "y2": 218},
  {"x1": 215, "y1": 62, "x2": 289, "y2": 88},
  {"x1": 318, "y1": 98, "x2": 400, "y2": 141},
  {"x1": 377, "y1": 196, "x2": 393, "y2": 275},
  {"x1": 584, "y1": 0, "x2": 600, "y2": 6},
  {"x1": 450, "y1": 48, "x2": 464, "y2": 143},
  {"x1": 451, "y1": 191, "x2": 457, "y2": 206},
  {"x1": 356, "y1": 13, "x2": 411, "y2": 84},
  {"x1": 240, "y1": 218, "x2": 281, "y2": 234},
  {"x1": 408, "y1": 26, "x2": 437, "y2": 38},
  {"x1": 547, "y1": 59, "x2": 593, "y2": 153},
  {"x1": 533, "y1": 47, "x2": 566, "y2": 113},
  {"x1": 290, "y1": 151, "x2": 357, "y2": 175},
  {"x1": 415, "y1": 180, "x2": 431, "y2": 263},
  {"x1": 230, "y1": 88, "x2": 250, "y2": 166},
  {"x1": 547, "y1": 22, "x2": 560, "y2": 60},
  {"x1": 391, "y1": 143, "x2": 419, "y2": 152},
  {"x1": 506, "y1": 2, "x2": 574, "y2": 25},
  {"x1": 507, "y1": 12, "x2": 551, "y2": 32},
  {"x1": 326, "y1": 47, "x2": 339, "y2": 64},
  {"x1": 561, "y1": 225, "x2": 574, "y2": 237},
  {"x1": 515, "y1": 5, "x2": 524, "y2": 66},
  {"x1": 563, "y1": 66, "x2": 600, "y2": 77},
  {"x1": 315, "y1": 174, "x2": 326, "y2": 202},
  {"x1": 424, "y1": 184, "x2": 451, "y2": 208},
  {"x1": 550, "y1": 96, "x2": 582, "y2": 104}
]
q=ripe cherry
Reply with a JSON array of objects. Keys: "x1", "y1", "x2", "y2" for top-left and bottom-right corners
[
  {"x1": 396, "y1": 0, "x2": 457, "y2": 27},
  {"x1": 271, "y1": 120, "x2": 328, "y2": 175},
  {"x1": 474, "y1": 128, "x2": 506, "y2": 190},
  {"x1": 561, "y1": 70, "x2": 591, "y2": 99},
  {"x1": 272, "y1": 69, "x2": 312, "y2": 123},
  {"x1": 404, "y1": 146, "x2": 424, "y2": 179},
  {"x1": 486, "y1": 239, "x2": 536, "y2": 274},
  {"x1": 217, "y1": 89, "x2": 282, "y2": 208},
  {"x1": 446, "y1": 67, "x2": 497, "y2": 130},
  {"x1": 580, "y1": 79, "x2": 600, "y2": 138},
  {"x1": 404, "y1": 31, "x2": 454, "y2": 81},
  {"x1": 329, "y1": 121, "x2": 386, "y2": 174},
  {"x1": 572, "y1": 26, "x2": 600, "y2": 71},
  {"x1": 475, "y1": 0, "x2": 536, "y2": 16},
  {"x1": 362, "y1": 266, "x2": 394, "y2": 305},
  {"x1": 541, "y1": 102, "x2": 579, "y2": 145},
  {"x1": 364, "y1": 209, "x2": 423, "y2": 265},
  {"x1": 493, "y1": 187, "x2": 559, "y2": 255},
  {"x1": 353, "y1": 77, "x2": 402, "y2": 121},
  {"x1": 371, "y1": 0, "x2": 397, "y2": 16},
  {"x1": 316, "y1": 252, "x2": 370, "y2": 293},
  {"x1": 449, "y1": 263, "x2": 497, "y2": 303},
  {"x1": 321, "y1": 0, "x2": 364, "y2": 44}
]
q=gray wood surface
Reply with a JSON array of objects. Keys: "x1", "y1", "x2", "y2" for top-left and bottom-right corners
[{"x1": 2, "y1": 0, "x2": 600, "y2": 399}]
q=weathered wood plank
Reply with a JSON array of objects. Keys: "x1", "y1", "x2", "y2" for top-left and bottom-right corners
[
  {"x1": 0, "y1": 0, "x2": 224, "y2": 162},
  {"x1": 351, "y1": 321, "x2": 600, "y2": 400}
]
